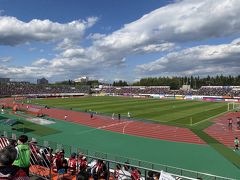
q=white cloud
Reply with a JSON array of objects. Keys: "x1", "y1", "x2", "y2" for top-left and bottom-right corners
[
  {"x1": 67, "y1": 0, "x2": 240, "y2": 70},
  {"x1": 136, "y1": 39, "x2": 240, "y2": 76},
  {"x1": 0, "y1": 66, "x2": 50, "y2": 79},
  {"x1": 32, "y1": 58, "x2": 50, "y2": 66},
  {"x1": 0, "y1": 16, "x2": 98, "y2": 46},
  {"x1": 55, "y1": 38, "x2": 80, "y2": 50},
  {"x1": 133, "y1": 43, "x2": 175, "y2": 54},
  {"x1": 87, "y1": 33, "x2": 106, "y2": 41},
  {"x1": 61, "y1": 48, "x2": 86, "y2": 58},
  {"x1": 0, "y1": 56, "x2": 12, "y2": 63},
  {"x1": 93, "y1": 0, "x2": 240, "y2": 48}
]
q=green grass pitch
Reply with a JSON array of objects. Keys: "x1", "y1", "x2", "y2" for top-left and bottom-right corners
[{"x1": 29, "y1": 96, "x2": 227, "y2": 126}]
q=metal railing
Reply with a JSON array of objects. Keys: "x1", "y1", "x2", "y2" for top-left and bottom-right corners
[{"x1": 0, "y1": 130, "x2": 238, "y2": 180}]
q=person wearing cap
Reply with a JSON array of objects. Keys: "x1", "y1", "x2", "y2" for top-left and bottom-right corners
[{"x1": 13, "y1": 135, "x2": 30, "y2": 176}]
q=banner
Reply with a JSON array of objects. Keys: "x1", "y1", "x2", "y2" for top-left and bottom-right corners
[{"x1": 159, "y1": 171, "x2": 175, "y2": 180}]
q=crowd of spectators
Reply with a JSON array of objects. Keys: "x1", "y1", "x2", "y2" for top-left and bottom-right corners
[
  {"x1": 101, "y1": 86, "x2": 240, "y2": 97},
  {"x1": 102, "y1": 86, "x2": 171, "y2": 95},
  {"x1": 0, "y1": 84, "x2": 90, "y2": 96},
  {"x1": 0, "y1": 83, "x2": 239, "y2": 97},
  {"x1": 0, "y1": 135, "x2": 165, "y2": 180},
  {"x1": 192, "y1": 87, "x2": 233, "y2": 96}
]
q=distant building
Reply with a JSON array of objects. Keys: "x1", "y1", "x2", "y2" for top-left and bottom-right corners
[
  {"x1": 0, "y1": 78, "x2": 10, "y2": 84},
  {"x1": 182, "y1": 85, "x2": 191, "y2": 90},
  {"x1": 37, "y1": 78, "x2": 48, "y2": 85},
  {"x1": 74, "y1": 76, "x2": 88, "y2": 83}
]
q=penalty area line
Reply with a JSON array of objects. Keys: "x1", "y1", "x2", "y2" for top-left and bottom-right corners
[{"x1": 192, "y1": 110, "x2": 229, "y2": 126}]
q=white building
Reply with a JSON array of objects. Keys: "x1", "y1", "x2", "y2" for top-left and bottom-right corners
[{"x1": 74, "y1": 76, "x2": 89, "y2": 83}]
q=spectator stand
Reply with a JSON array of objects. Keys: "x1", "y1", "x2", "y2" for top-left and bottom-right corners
[{"x1": 0, "y1": 130, "x2": 235, "y2": 180}]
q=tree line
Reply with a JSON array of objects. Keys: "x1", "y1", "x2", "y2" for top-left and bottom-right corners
[
  {"x1": 113, "y1": 75, "x2": 240, "y2": 90},
  {"x1": 52, "y1": 75, "x2": 240, "y2": 89}
]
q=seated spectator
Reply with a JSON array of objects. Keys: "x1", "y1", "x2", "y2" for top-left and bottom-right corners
[
  {"x1": 119, "y1": 162, "x2": 131, "y2": 180},
  {"x1": 153, "y1": 172, "x2": 160, "y2": 180},
  {"x1": 68, "y1": 152, "x2": 77, "y2": 175},
  {"x1": 147, "y1": 170, "x2": 154, "y2": 180},
  {"x1": 52, "y1": 149, "x2": 68, "y2": 173},
  {"x1": 60, "y1": 150, "x2": 68, "y2": 173},
  {"x1": 113, "y1": 164, "x2": 121, "y2": 179},
  {"x1": 131, "y1": 167, "x2": 141, "y2": 180},
  {"x1": 52, "y1": 149, "x2": 62, "y2": 173},
  {"x1": 92, "y1": 159, "x2": 108, "y2": 180},
  {"x1": 76, "y1": 164, "x2": 89, "y2": 180},
  {"x1": 0, "y1": 145, "x2": 29, "y2": 179},
  {"x1": 77, "y1": 154, "x2": 88, "y2": 171}
]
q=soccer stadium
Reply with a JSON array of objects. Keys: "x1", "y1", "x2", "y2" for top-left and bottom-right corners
[
  {"x1": 0, "y1": 82, "x2": 240, "y2": 179},
  {"x1": 1, "y1": 0, "x2": 240, "y2": 180}
]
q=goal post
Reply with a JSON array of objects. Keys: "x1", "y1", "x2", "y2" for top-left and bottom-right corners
[{"x1": 228, "y1": 102, "x2": 240, "y2": 111}]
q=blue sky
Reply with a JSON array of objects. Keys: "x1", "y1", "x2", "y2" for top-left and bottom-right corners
[{"x1": 0, "y1": 0, "x2": 240, "y2": 83}]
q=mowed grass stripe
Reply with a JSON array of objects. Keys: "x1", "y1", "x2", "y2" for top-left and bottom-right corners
[
  {"x1": 134, "y1": 101, "x2": 212, "y2": 119},
  {"x1": 98, "y1": 100, "x2": 198, "y2": 117},
  {"x1": 148, "y1": 102, "x2": 226, "y2": 122},
  {"x1": 59, "y1": 99, "x2": 149, "y2": 110},
  {"x1": 75, "y1": 99, "x2": 199, "y2": 118},
  {"x1": 173, "y1": 105, "x2": 227, "y2": 124},
  {"x1": 89, "y1": 98, "x2": 195, "y2": 112},
  {"x1": 33, "y1": 97, "x2": 153, "y2": 109},
  {"x1": 35, "y1": 97, "x2": 192, "y2": 112},
  {"x1": 33, "y1": 96, "x2": 188, "y2": 106},
  {"x1": 31, "y1": 96, "x2": 120, "y2": 106}
]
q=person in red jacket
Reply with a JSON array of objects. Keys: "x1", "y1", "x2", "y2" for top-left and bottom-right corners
[
  {"x1": 77, "y1": 154, "x2": 88, "y2": 174},
  {"x1": 131, "y1": 167, "x2": 141, "y2": 180},
  {"x1": 52, "y1": 149, "x2": 62, "y2": 173},
  {"x1": 68, "y1": 153, "x2": 77, "y2": 175}
]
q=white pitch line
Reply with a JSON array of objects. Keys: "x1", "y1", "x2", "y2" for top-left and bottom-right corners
[
  {"x1": 123, "y1": 121, "x2": 133, "y2": 134},
  {"x1": 97, "y1": 121, "x2": 129, "y2": 129},
  {"x1": 192, "y1": 110, "x2": 229, "y2": 126},
  {"x1": 75, "y1": 121, "x2": 129, "y2": 135}
]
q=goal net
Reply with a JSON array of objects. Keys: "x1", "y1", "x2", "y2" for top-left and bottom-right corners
[{"x1": 228, "y1": 102, "x2": 240, "y2": 111}]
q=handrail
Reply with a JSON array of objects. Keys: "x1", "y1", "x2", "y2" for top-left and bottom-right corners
[{"x1": 0, "y1": 130, "x2": 237, "y2": 180}]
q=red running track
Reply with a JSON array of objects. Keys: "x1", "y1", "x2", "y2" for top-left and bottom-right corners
[
  {"x1": 0, "y1": 99, "x2": 206, "y2": 145},
  {"x1": 204, "y1": 112, "x2": 240, "y2": 148}
]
